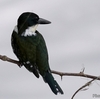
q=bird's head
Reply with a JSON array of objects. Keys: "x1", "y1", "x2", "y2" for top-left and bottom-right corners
[{"x1": 17, "y1": 12, "x2": 51, "y2": 34}]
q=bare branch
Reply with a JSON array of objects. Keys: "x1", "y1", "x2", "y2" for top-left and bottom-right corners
[
  {"x1": 0, "y1": 54, "x2": 100, "y2": 81},
  {"x1": 0, "y1": 55, "x2": 21, "y2": 67},
  {"x1": 0, "y1": 54, "x2": 100, "y2": 98},
  {"x1": 52, "y1": 70, "x2": 100, "y2": 80},
  {"x1": 71, "y1": 79, "x2": 95, "y2": 99}
]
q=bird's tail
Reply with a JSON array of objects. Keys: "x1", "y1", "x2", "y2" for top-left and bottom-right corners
[{"x1": 43, "y1": 70, "x2": 64, "y2": 95}]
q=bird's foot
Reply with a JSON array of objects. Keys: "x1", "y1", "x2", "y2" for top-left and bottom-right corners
[{"x1": 18, "y1": 61, "x2": 23, "y2": 68}]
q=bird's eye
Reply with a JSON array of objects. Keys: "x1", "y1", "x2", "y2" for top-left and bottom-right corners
[{"x1": 35, "y1": 17, "x2": 38, "y2": 20}]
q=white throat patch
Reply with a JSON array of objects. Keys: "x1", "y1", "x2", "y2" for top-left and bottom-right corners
[
  {"x1": 21, "y1": 25, "x2": 38, "y2": 37},
  {"x1": 14, "y1": 25, "x2": 38, "y2": 37}
]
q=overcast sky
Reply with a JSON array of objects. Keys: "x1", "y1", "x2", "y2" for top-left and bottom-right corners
[{"x1": 0, "y1": 0, "x2": 100, "y2": 99}]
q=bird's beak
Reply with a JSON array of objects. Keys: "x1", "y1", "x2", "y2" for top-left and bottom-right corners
[{"x1": 38, "y1": 18, "x2": 51, "y2": 24}]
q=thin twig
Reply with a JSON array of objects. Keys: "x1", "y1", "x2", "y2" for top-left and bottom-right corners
[
  {"x1": 71, "y1": 79, "x2": 95, "y2": 99},
  {"x1": 52, "y1": 70, "x2": 100, "y2": 80}
]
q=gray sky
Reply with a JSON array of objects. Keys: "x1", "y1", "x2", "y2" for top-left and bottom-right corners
[{"x1": 0, "y1": 0, "x2": 100, "y2": 99}]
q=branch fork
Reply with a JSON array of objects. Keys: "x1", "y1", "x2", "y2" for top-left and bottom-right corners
[{"x1": 0, "y1": 54, "x2": 100, "y2": 99}]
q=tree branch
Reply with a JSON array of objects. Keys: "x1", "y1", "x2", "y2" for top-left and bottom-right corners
[
  {"x1": 0, "y1": 55, "x2": 21, "y2": 66},
  {"x1": 0, "y1": 54, "x2": 100, "y2": 99},
  {"x1": 0, "y1": 54, "x2": 100, "y2": 81},
  {"x1": 71, "y1": 79, "x2": 95, "y2": 99},
  {"x1": 52, "y1": 70, "x2": 100, "y2": 80}
]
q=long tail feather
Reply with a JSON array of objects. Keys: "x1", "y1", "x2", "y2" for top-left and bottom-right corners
[{"x1": 43, "y1": 71, "x2": 64, "y2": 95}]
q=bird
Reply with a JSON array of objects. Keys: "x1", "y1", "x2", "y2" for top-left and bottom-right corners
[{"x1": 11, "y1": 12, "x2": 64, "y2": 95}]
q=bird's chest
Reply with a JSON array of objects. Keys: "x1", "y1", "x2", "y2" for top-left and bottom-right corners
[
  {"x1": 18, "y1": 36, "x2": 34, "y2": 47},
  {"x1": 15, "y1": 35, "x2": 39, "y2": 61}
]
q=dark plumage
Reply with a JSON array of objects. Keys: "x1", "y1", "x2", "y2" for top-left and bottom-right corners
[{"x1": 11, "y1": 12, "x2": 64, "y2": 95}]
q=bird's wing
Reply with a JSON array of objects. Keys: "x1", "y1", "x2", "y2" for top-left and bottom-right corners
[{"x1": 11, "y1": 31, "x2": 39, "y2": 78}]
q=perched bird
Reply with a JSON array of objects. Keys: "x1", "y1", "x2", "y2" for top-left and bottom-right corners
[{"x1": 11, "y1": 12, "x2": 63, "y2": 95}]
